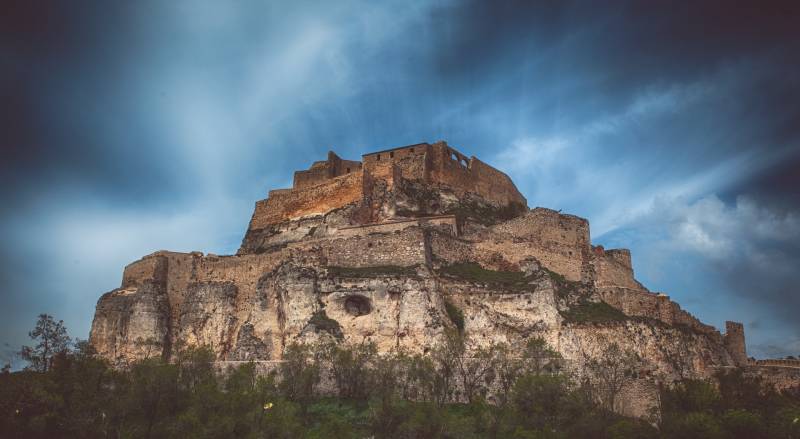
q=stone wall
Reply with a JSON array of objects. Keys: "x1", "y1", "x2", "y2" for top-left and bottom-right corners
[
  {"x1": 596, "y1": 287, "x2": 719, "y2": 336},
  {"x1": 293, "y1": 151, "x2": 362, "y2": 189},
  {"x1": 427, "y1": 142, "x2": 527, "y2": 208},
  {"x1": 362, "y1": 143, "x2": 429, "y2": 182},
  {"x1": 248, "y1": 171, "x2": 365, "y2": 230},
  {"x1": 482, "y1": 208, "x2": 592, "y2": 281},
  {"x1": 617, "y1": 379, "x2": 661, "y2": 420},
  {"x1": 744, "y1": 365, "x2": 800, "y2": 391},
  {"x1": 752, "y1": 359, "x2": 800, "y2": 368},
  {"x1": 335, "y1": 215, "x2": 457, "y2": 238},
  {"x1": 323, "y1": 227, "x2": 429, "y2": 268},
  {"x1": 724, "y1": 321, "x2": 748, "y2": 366},
  {"x1": 592, "y1": 246, "x2": 643, "y2": 290}
]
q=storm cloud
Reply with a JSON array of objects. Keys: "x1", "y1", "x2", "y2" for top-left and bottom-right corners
[{"x1": 1, "y1": 0, "x2": 799, "y2": 362}]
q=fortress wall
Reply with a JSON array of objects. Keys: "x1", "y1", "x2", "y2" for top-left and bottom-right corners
[
  {"x1": 363, "y1": 144, "x2": 429, "y2": 183},
  {"x1": 121, "y1": 254, "x2": 168, "y2": 288},
  {"x1": 427, "y1": 142, "x2": 527, "y2": 208},
  {"x1": 724, "y1": 321, "x2": 748, "y2": 366},
  {"x1": 485, "y1": 208, "x2": 591, "y2": 281},
  {"x1": 293, "y1": 152, "x2": 363, "y2": 189},
  {"x1": 323, "y1": 228, "x2": 428, "y2": 268},
  {"x1": 429, "y1": 230, "x2": 476, "y2": 265},
  {"x1": 293, "y1": 164, "x2": 331, "y2": 189},
  {"x1": 745, "y1": 365, "x2": 800, "y2": 391},
  {"x1": 336, "y1": 215, "x2": 457, "y2": 238},
  {"x1": 617, "y1": 379, "x2": 661, "y2": 420},
  {"x1": 248, "y1": 172, "x2": 364, "y2": 230},
  {"x1": 468, "y1": 157, "x2": 528, "y2": 207},
  {"x1": 607, "y1": 249, "x2": 632, "y2": 269},
  {"x1": 597, "y1": 287, "x2": 662, "y2": 319},
  {"x1": 752, "y1": 359, "x2": 800, "y2": 368},
  {"x1": 597, "y1": 287, "x2": 719, "y2": 337},
  {"x1": 592, "y1": 247, "x2": 643, "y2": 290}
]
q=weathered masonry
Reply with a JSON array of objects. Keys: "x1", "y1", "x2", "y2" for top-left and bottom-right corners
[{"x1": 90, "y1": 139, "x2": 779, "y2": 420}]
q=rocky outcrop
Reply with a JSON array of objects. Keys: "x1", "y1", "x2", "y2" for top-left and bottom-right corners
[{"x1": 91, "y1": 142, "x2": 775, "y2": 417}]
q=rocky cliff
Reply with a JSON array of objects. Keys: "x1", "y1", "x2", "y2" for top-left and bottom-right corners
[{"x1": 91, "y1": 141, "x2": 764, "y2": 417}]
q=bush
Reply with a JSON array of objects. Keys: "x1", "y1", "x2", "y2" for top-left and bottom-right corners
[
  {"x1": 722, "y1": 409, "x2": 766, "y2": 439},
  {"x1": 606, "y1": 418, "x2": 659, "y2": 439},
  {"x1": 444, "y1": 299, "x2": 465, "y2": 332}
]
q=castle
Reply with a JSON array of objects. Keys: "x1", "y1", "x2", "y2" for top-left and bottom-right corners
[{"x1": 90, "y1": 140, "x2": 798, "y2": 418}]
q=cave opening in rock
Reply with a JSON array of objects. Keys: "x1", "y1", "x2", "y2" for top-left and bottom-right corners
[{"x1": 344, "y1": 295, "x2": 372, "y2": 316}]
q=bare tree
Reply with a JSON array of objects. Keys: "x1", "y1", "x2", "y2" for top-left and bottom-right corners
[
  {"x1": 457, "y1": 342, "x2": 497, "y2": 404},
  {"x1": 431, "y1": 328, "x2": 464, "y2": 405},
  {"x1": 583, "y1": 342, "x2": 641, "y2": 412},
  {"x1": 522, "y1": 337, "x2": 561, "y2": 375},
  {"x1": 493, "y1": 343, "x2": 523, "y2": 407}
]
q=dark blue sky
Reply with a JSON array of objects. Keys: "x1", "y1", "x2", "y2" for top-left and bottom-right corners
[{"x1": 2, "y1": 0, "x2": 799, "y2": 364}]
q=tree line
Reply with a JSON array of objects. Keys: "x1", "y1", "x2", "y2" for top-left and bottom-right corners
[{"x1": 2, "y1": 314, "x2": 799, "y2": 438}]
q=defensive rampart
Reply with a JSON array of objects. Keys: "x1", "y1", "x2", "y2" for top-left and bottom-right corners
[
  {"x1": 592, "y1": 246, "x2": 644, "y2": 290},
  {"x1": 724, "y1": 321, "x2": 748, "y2": 366},
  {"x1": 480, "y1": 208, "x2": 592, "y2": 281},
  {"x1": 248, "y1": 171, "x2": 365, "y2": 230},
  {"x1": 335, "y1": 215, "x2": 457, "y2": 238},
  {"x1": 322, "y1": 227, "x2": 429, "y2": 268},
  {"x1": 241, "y1": 141, "x2": 528, "y2": 253}
]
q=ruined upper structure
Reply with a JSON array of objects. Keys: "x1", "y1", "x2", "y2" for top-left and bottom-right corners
[
  {"x1": 240, "y1": 141, "x2": 527, "y2": 253},
  {"x1": 90, "y1": 140, "x2": 797, "y2": 418}
]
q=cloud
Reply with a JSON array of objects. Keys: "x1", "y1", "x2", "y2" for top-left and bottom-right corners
[
  {"x1": 1, "y1": 0, "x2": 799, "y2": 362},
  {"x1": 600, "y1": 194, "x2": 800, "y2": 357}
]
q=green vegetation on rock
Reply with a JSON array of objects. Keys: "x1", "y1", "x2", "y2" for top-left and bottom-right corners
[
  {"x1": 308, "y1": 310, "x2": 343, "y2": 340},
  {"x1": 561, "y1": 298, "x2": 628, "y2": 323},
  {"x1": 439, "y1": 262, "x2": 531, "y2": 290},
  {"x1": 443, "y1": 299, "x2": 465, "y2": 333},
  {"x1": 3, "y1": 315, "x2": 798, "y2": 438}
]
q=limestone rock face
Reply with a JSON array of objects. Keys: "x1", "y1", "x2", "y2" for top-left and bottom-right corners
[
  {"x1": 89, "y1": 282, "x2": 169, "y2": 363},
  {"x1": 91, "y1": 141, "x2": 768, "y2": 417}
]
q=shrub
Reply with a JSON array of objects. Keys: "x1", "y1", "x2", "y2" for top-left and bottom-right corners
[{"x1": 444, "y1": 300, "x2": 465, "y2": 333}]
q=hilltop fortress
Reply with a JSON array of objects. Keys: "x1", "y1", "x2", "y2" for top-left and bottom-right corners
[{"x1": 90, "y1": 140, "x2": 798, "y2": 417}]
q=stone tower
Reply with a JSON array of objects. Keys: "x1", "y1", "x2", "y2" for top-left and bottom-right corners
[{"x1": 724, "y1": 321, "x2": 747, "y2": 366}]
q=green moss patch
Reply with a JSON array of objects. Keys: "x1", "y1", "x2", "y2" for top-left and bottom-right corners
[
  {"x1": 444, "y1": 299, "x2": 465, "y2": 333},
  {"x1": 561, "y1": 299, "x2": 628, "y2": 324},
  {"x1": 438, "y1": 262, "x2": 531, "y2": 290},
  {"x1": 309, "y1": 310, "x2": 343, "y2": 339}
]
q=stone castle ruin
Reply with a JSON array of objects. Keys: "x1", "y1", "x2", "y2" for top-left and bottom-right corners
[{"x1": 90, "y1": 140, "x2": 798, "y2": 418}]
